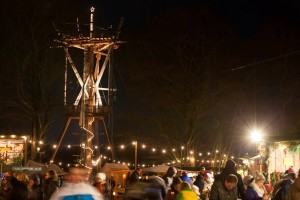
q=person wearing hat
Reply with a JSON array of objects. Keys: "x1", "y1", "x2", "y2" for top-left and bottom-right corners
[
  {"x1": 94, "y1": 173, "x2": 110, "y2": 200},
  {"x1": 28, "y1": 173, "x2": 43, "y2": 200},
  {"x1": 180, "y1": 171, "x2": 192, "y2": 184},
  {"x1": 244, "y1": 173, "x2": 269, "y2": 200},
  {"x1": 214, "y1": 159, "x2": 245, "y2": 199},
  {"x1": 162, "y1": 166, "x2": 178, "y2": 190}
]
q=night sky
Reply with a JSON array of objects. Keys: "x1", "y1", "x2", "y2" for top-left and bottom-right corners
[{"x1": 1, "y1": 0, "x2": 300, "y2": 165}]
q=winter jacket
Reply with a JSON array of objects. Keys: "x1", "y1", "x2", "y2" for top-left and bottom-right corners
[
  {"x1": 130, "y1": 170, "x2": 140, "y2": 183},
  {"x1": 214, "y1": 160, "x2": 245, "y2": 199},
  {"x1": 210, "y1": 179, "x2": 238, "y2": 200},
  {"x1": 272, "y1": 174, "x2": 295, "y2": 200},
  {"x1": 286, "y1": 178, "x2": 300, "y2": 200},
  {"x1": 43, "y1": 178, "x2": 58, "y2": 200},
  {"x1": 49, "y1": 182, "x2": 103, "y2": 200},
  {"x1": 193, "y1": 174, "x2": 205, "y2": 194},
  {"x1": 162, "y1": 167, "x2": 177, "y2": 189},
  {"x1": 244, "y1": 186, "x2": 263, "y2": 200},
  {"x1": 176, "y1": 186, "x2": 198, "y2": 200}
]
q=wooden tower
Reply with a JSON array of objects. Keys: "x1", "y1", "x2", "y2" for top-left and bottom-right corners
[{"x1": 52, "y1": 7, "x2": 123, "y2": 169}]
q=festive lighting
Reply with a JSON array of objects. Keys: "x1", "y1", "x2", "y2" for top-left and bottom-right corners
[{"x1": 250, "y1": 128, "x2": 263, "y2": 142}]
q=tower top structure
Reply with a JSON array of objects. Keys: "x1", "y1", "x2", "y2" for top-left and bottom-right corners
[{"x1": 52, "y1": 7, "x2": 123, "y2": 169}]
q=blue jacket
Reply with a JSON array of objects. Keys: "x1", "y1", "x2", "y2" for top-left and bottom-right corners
[{"x1": 244, "y1": 186, "x2": 263, "y2": 200}]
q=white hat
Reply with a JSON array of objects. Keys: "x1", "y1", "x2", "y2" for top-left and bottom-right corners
[{"x1": 95, "y1": 173, "x2": 106, "y2": 184}]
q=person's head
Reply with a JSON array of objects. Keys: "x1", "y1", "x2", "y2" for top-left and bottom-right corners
[
  {"x1": 66, "y1": 167, "x2": 87, "y2": 184},
  {"x1": 224, "y1": 174, "x2": 238, "y2": 190},
  {"x1": 5, "y1": 170, "x2": 13, "y2": 177},
  {"x1": 166, "y1": 166, "x2": 177, "y2": 177},
  {"x1": 94, "y1": 173, "x2": 107, "y2": 193},
  {"x1": 95, "y1": 173, "x2": 106, "y2": 184},
  {"x1": 224, "y1": 160, "x2": 236, "y2": 171},
  {"x1": 200, "y1": 167, "x2": 206, "y2": 174},
  {"x1": 243, "y1": 175, "x2": 253, "y2": 187},
  {"x1": 180, "y1": 181, "x2": 191, "y2": 190},
  {"x1": 16, "y1": 173, "x2": 29, "y2": 185},
  {"x1": 254, "y1": 173, "x2": 265, "y2": 187},
  {"x1": 45, "y1": 170, "x2": 58, "y2": 181},
  {"x1": 171, "y1": 177, "x2": 182, "y2": 192},
  {"x1": 29, "y1": 173, "x2": 42, "y2": 186},
  {"x1": 288, "y1": 166, "x2": 296, "y2": 174}
]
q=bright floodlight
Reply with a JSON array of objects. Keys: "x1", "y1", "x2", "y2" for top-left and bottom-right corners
[{"x1": 250, "y1": 129, "x2": 263, "y2": 142}]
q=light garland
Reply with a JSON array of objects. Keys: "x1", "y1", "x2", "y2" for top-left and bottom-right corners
[{"x1": 28, "y1": 139, "x2": 239, "y2": 167}]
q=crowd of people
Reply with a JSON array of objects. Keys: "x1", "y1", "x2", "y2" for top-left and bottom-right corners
[
  {"x1": 124, "y1": 160, "x2": 300, "y2": 200},
  {"x1": 0, "y1": 167, "x2": 116, "y2": 200},
  {"x1": 0, "y1": 160, "x2": 298, "y2": 200}
]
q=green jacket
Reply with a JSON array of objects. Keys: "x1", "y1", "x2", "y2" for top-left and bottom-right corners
[{"x1": 176, "y1": 187, "x2": 198, "y2": 200}]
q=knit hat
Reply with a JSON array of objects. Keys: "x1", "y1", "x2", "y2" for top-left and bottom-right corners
[
  {"x1": 288, "y1": 166, "x2": 296, "y2": 174},
  {"x1": 255, "y1": 173, "x2": 266, "y2": 182}
]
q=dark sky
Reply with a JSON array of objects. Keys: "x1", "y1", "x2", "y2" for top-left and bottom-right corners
[{"x1": 1, "y1": 0, "x2": 300, "y2": 165}]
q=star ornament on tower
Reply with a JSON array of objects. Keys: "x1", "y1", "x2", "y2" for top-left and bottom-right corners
[{"x1": 90, "y1": 7, "x2": 95, "y2": 13}]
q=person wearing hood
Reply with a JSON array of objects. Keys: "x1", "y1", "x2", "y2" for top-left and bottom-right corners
[
  {"x1": 28, "y1": 173, "x2": 43, "y2": 200},
  {"x1": 214, "y1": 159, "x2": 245, "y2": 199},
  {"x1": 43, "y1": 170, "x2": 58, "y2": 200},
  {"x1": 162, "y1": 167, "x2": 177, "y2": 189}
]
